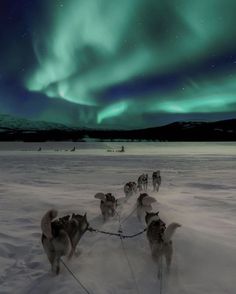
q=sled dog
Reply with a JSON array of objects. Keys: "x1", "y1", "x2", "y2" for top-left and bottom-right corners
[
  {"x1": 136, "y1": 193, "x2": 156, "y2": 221},
  {"x1": 138, "y1": 174, "x2": 148, "y2": 191},
  {"x1": 152, "y1": 171, "x2": 161, "y2": 192},
  {"x1": 145, "y1": 211, "x2": 181, "y2": 274},
  {"x1": 124, "y1": 182, "x2": 137, "y2": 197},
  {"x1": 41, "y1": 209, "x2": 89, "y2": 274},
  {"x1": 94, "y1": 193, "x2": 118, "y2": 221}
]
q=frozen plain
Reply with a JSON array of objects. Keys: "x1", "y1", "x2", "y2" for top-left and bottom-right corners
[{"x1": 0, "y1": 142, "x2": 235, "y2": 294}]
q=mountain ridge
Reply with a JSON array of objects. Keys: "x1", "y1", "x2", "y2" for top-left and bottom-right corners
[{"x1": 0, "y1": 113, "x2": 236, "y2": 141}]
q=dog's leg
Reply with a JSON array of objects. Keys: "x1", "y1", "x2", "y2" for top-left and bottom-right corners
[
  {"x1": 52, "y1": 255, "x2": 60, "y2": 275},
  {"x1": 103, "y1": 211, "x2": 107, "y2": 222},
  {"x1": 42, "y1": 237, "x2": 56, "y2": 272},
  {"x1": 165, "y1": 244, "x2": 173, "y2": 274},
  {"x1": 153, "y1": 181, "x2": 157, "y2": 191},
  {"x1": 68, "y1": 247, "x2": 75, "y2": 259},
  {"x1": 151, "y1": 246, "x2": 161, "y2": 279}
]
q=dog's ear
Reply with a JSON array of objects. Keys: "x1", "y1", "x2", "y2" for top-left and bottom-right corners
[
  {"x1": 156, "y1": 211, "x2": 159, "y2": 216},
  {"x1": 83, "y1": 212, "x2": 87, "y2": 219}
]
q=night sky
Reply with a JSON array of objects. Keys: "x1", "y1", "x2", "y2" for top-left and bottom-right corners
[{"x1": 1, "y1": 0, "x2": 236, "y2": 129}]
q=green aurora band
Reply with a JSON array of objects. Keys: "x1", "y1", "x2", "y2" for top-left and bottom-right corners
[{"x1": 25, "y1": 0, "x2": 236, "y2": 127}]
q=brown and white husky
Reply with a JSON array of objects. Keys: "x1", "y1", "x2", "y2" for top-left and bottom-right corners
[{"x1": 41, "y1": 209, "x2": 89, "y2": 274}]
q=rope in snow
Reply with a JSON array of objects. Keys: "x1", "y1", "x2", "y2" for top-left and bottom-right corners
[
  {"x1": 60, "y1": 258, "x2": 91, "y2": 294},
  {"x1": 87, "y1": 205, "x2": 141, "y2": 238},
  {"x1": 117, "y1": 213, "x2": 142, "y2": 294},
  {"x1": 87, "y1": 226, "x2": 146, "y2": 238},
  {"x1": 118, "y1": 206, "x2": 137, "y2": 225}
]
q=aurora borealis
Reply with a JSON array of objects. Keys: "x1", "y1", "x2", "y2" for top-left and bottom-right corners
[{"x1": 1, "y1": 0, "x2": 236, "y2": 129}]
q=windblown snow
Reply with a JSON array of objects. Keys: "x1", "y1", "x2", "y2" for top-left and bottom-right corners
[{"x1": 0, "y1": 142, "x2": 235, "y2": 294}]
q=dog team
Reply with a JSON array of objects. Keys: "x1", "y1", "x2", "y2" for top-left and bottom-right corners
[{"x1": 41, "y1": 170, "x2": 180, "y2": 275}]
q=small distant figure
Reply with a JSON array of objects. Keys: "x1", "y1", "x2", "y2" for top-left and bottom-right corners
[
  {"x1": 115, "y1": 146, "x2": 125, "y2": 152},
  {"x1": 152, "y1": 171, "x2": 161, "y2": 192},
  {"x1": 71, "y1": 146, "x2": 76, "y2": 152},
  {"x1": 38, "y1": 147, "x2": 42, "y2": 151},
  {"x1": 107, "y1": 149, "x2": 114, "y2": 152}
]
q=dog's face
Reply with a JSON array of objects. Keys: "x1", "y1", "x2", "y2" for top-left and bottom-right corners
[
  {"x1": 145, "y1": 211, "x2": 159, "y2": 225},
  {"x1": 71, "y1": 213, "x2": 89, "y2": 232},
  {"x1": 105, "y1": 193, "x2": 116, "y2": 202},
  {"x1": 153, "y1": 170, "x2": 160, "y2": 178},
  {"x1": 104, "y1": 194, "x2": 117, "y2": 208}
]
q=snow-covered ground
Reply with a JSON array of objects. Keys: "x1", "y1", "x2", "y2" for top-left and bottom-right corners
[{"x1": 0, "y1": 142, "x2": 235, "y2": 294}]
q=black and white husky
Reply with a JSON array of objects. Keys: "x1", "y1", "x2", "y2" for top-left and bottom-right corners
[
  {"x1": 136, "y1": 193, "x2": 156, "y2": 221},
  {"x1": 94, "y1": 193, "x2": 118, "y2": 221},
  {"x1": 124, "y1": 182, "x2": 137, "y2": 197},
  {"x1": 138, "y1": 174, "x2": 148, "y2": 191},
  {"x1": 145, "y1": 211, "x2": 181, "y2": 274},
  {"x1": 152, "y1": 171, "x2": 162, "y2": 192},
  {"x1": 41, "y1": 209, "x2": 89, "y2": 274}
]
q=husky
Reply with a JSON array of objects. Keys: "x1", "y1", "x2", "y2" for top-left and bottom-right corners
[
  {"x1": 145, "y1": 211, "x2": 181, "y2": 274},
  {"x1": 41, "y1": 210, "x2": 89, "y2": 274},
  {"x1": 138, "y1": 174, "x2": 148, "y2": 191},
  {"x1": 124, "y1": 182, "x2": 137, "y2": 197},
  {"x1": 136, "y1": 193, "x2": 156, "y2": 221},
  {"x1": 94, "y1": 193, "x2": 118, "y2": 221},
  {"x1": 152, "y1": 171, "x2": 161, "y2": 192}
]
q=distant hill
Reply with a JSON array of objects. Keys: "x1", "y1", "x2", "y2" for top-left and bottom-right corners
[
  {"x1": 0, "y1": 114, "x2": 235, "y2": 141},
  {"x1": 0, "y1": 114, "x2": 72, "y2": 131}
]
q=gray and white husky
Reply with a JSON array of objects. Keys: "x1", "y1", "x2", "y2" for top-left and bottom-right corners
[
  {"x1": 94, "y1": 193, "x2": 118, "y2": 221},
  {"x1": 152, "y1": 171, "x2": 161, "y2": 192},
  {"x1": 145, "y1": 211, "x2": 181, "y2": 274},
  {"x1": 41, "y1": 209, "x2": 89, "y2": 274},
  {"x1": 124, "y1": 182, "x2": 138, "y2": 197},
  {"x1": 136, "y1": 193, "x2": 156, "y2": 221},
  {"x1": 138, "y1": 174, "x2": 148, "y2": 191}
]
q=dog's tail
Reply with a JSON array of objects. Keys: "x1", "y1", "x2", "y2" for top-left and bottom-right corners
[
  {"x1": 41, "y1": 209, "x2": 58, "y2": 239},
  {"x1": 163, "y1": 222, "x2": 181, "y2": 243}
]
